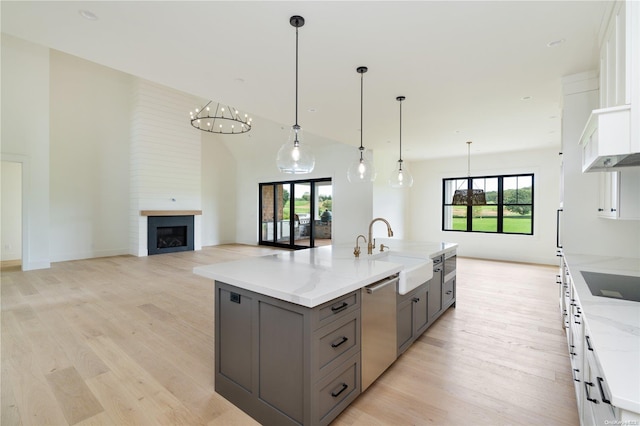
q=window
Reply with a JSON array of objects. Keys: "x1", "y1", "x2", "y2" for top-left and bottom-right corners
[
  {"x1": 442, "y1": 174, "x2": 533, "y2": 235},
  {"x1": 259, "y1": 178, "x2": 332, "y2": 249}
]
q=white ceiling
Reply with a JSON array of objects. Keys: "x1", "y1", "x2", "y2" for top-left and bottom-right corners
[{"x1": 2, "y1": 1, "x2": 607, "y2": 160}]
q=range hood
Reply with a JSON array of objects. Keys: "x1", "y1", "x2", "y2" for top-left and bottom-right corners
[{"x1": 580, "y1": 105, "x2": 640, "y2": 172}]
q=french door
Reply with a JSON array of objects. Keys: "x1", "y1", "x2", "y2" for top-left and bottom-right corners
[{"x1": 259, "y1": 178, "x2": 332, "y2": 249}]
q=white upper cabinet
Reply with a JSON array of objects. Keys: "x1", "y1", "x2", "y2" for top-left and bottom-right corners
[{"x1": 581, "y1": 1, "x2": 640, "y2": 172}]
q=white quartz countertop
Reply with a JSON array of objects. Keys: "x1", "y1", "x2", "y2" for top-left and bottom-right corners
[
  {"x1": 563, "y1": 253, "x2": 640, "y2": 413},
  {"x1": 193, "y1": 241, "x2": 457, "y2": 308}
]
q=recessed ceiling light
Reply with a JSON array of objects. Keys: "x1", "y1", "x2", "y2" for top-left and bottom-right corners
[
  {"x1": 547, "y1": 39, "x2": 565, "y2": 47},
  {"x1": 79, "y1": 9, "x2": 98, "y2": 21},
  {"x1": 520, "y1": 96, "x2": 532, "y2": 101}
]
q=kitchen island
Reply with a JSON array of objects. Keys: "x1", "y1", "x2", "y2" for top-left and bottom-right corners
[{"x1": 193, "y1": 242, "x2": 457, "y2": 426}]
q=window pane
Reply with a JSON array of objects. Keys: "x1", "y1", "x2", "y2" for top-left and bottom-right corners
[
  {"x1": 472, "y1": 177, "x2": 498, "y2": 205},
  {"x1": 444, "y1": 205, "x2": 467, "y2": 231},
  {"x1": 293, "y1": 183, "x2": 311, "y2": 246},
  {"x1": 276, "y1": 184, "x2": 289, "y2": 243},
  {"x1": 445, "y1": 179, "x2": 468, "y2": 204},
  {"x1": 315, "y1": 181, "x2": 332, "y2": 246},
  {"x1": 261, "y1": 185, "x2": 275, "y2": 242},
  {"x1": 471, "y1": 205, "x2": 497, "y2": 232},
  {"x1": 503, "y1": 211, "x2": 532, "y2": 234}
]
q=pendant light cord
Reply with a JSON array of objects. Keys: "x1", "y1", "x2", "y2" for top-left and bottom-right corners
[
  {"x1": 467, "y1": 141, "x2": 472, "y2": 177},
  {"x1": 294, "y1": 25, "x2": 299, "y2": 131},
  {"x1": 360, "y1": 70, "x2": 364, "y2": 160},
  {"x1": 399, "y1": 100, "x2": 403, "y2": 162}
]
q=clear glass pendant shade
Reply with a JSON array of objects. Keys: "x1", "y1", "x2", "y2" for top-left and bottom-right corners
[
  {"x1": 276, "y1": 126, "x2": 315, "y2": 174},
  {"x1": 347, "y1": 152, "x2": 376, "y2": 183},
  {"x1": 389, "y1": 160, "x2": 414, "y2": 188}
]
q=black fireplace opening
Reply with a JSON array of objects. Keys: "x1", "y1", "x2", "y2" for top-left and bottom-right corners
[{"x1": 148, "y1": 215, "x2": 194, "y2": 255}]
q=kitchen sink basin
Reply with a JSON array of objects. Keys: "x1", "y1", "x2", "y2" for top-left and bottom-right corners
[{"x1": 372, "y1": 252, "x2": 433, "y2": 295}]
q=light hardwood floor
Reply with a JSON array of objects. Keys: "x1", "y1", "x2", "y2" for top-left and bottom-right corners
[{"x1": 1, "y1": 245, "x2": 578, "y2": 425}]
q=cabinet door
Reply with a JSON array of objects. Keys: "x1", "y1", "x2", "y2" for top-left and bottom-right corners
[
  {"x1": 258, "y1": 301, "x2": 305, "y2": 424},
  {"x1": 217, "y1": 286, "x2": 254, "y2": 392},
  {"x1": 428, "y1": 267, "x2": 442, "y2": 322},
  {"x1": 412, "y1": 287, "x2": 429, "y2": 337}
]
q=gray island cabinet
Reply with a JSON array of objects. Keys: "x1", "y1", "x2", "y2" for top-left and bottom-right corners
[
  {"x1": 215, "y1": 281, "x2": 361, "y2": 426},
  {"x1": 193, "y1": 243, "x2": 458, "y2": 426}
]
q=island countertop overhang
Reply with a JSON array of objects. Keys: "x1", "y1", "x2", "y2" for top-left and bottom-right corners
[{"x1": 193, "y1": 242, "x2": 457, "y2": 308}]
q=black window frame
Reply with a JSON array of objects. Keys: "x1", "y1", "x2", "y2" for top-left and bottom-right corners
[
  {"x1": 259, "y1": 177, "x2": 332, "y2": 250},
  {"x1": 442, "y1": 173, "x2": 534, "y2": 235}
]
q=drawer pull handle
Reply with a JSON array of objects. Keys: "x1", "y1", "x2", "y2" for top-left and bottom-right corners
[
  {"x1": 585, "y1": 335, "x2": 593, "y2": 351},
  {"x1": 412, "y1": 297, "x2": 420, "y2": 303},
  {"x1": 330, "y1": 336, "x2": 348, "y2": 348},
  {"x1": 584, "y1": 382, "x2": 598, "y2": 404},
  {"x1": 572, "y1": 368, "x2": 580, "y2": 382},
  {"x1": 597, "y1": 377, "x2": 611, "y2": 404},
  {"x1": 445, "y1": 290, "x2": 452, "y2": 295},
  {"x1": 331, "y1": 302, "x2": 348, "y2": 313},
  {"x1": 331, "y1": 383, "x2": 348, "y2": 398}
]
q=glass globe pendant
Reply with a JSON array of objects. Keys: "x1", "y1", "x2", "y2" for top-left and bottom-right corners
[
  {"x1": 389, "y1": 96, "x2": 414, "y2": 188},
  {"x1": 277, "y1": 124, "x2": 315, "y2": 174},
  {"x1": 277, "y1": 15, "x2": 315, "y2": 174},
  {"x1": 347, "y1": 66, "x2": 376, "y2": 183}
]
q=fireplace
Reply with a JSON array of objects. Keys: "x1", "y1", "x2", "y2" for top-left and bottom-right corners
[{"x1": 147, "y1": 215, "x2": 194, "y2": 255}]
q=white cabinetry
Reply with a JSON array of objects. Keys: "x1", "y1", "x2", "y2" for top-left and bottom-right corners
[
  {"x1": 580, "y1": 1, "x2": 640, "y2": 172},
  {"x1": 558, "y1": 254, "x2": 640, "y2": 425},
  {"x1": 597, "y1": 169, "x2": 640, "y2": 219}
]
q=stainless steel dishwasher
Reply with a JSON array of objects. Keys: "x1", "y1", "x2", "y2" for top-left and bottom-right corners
[{"x1": 361, "y1": 274, "x2": 399, "y2": 391}]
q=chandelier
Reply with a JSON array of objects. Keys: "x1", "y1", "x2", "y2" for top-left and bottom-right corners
[
  {"x1": 452, "y1": 141, "x2": 486, "y2": 205},
  {"x1": 189, "y1": 101, "x2": 252, "y2": 134}
]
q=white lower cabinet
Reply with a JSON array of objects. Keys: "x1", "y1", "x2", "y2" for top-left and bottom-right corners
[{"x1": 560, "y1": 255, "x2": 640, "y2": 425}]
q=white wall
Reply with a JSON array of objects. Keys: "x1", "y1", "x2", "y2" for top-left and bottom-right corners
[
  {"x1": 1, "y1": 35, "x2": 51, "y2": 270},
  {"x1": 201, "y1": 131, "x2": 237, "y2": 246},
  {"x1": 373, "y1": 147, "x2": 410, "y2": 239},
  {"x1": 222, "y1": 119, "x2": 374, "y2": 246},
  {"x1": 129, "y1": 79, "x2": 203, "y2": 256},
  {"x1": 49, "y1": 50, "x2": 132, "y2": 262},
  {"x1": 1, "y1": 161, "x2": 22, "y2": 261},
  {"x1": 407, "y1": 147, "x2": 561, "y2": 265}
]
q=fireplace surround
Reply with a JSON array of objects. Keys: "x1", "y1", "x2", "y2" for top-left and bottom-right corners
[{"x1": 147, "y1": 215, "x2": 195, "y2": 255}]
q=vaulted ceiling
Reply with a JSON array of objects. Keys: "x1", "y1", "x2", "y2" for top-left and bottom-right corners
[{"x1": 2, "y1": 1, "x2": 607, "y2": 160}]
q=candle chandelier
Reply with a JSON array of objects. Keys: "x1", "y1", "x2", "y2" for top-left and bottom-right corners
[{"x1": 189, "y1": 101, "x2": 252, "y2": 134}]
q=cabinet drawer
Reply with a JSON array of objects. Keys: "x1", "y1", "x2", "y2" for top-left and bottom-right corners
[
  {"x1": 313, "y1": 314, "x2": 359, "y2": 377},
  {"x1": 443, "y1": 278, "x2": 455, "y2": 306},
  {"x1": 313, "y1": 291, "x2": 360, "y2": 329},
  {"x1": 313, "y1": 354, "x2": 360, "y2": 425}
]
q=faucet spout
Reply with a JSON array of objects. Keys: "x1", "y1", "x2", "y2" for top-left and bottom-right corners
[
  {"x1": 367, "y1": 218, "x2": 394, "y2": 255},
  {"x1": 354, "y1": 234, "x2": 367, "y2": 258}
]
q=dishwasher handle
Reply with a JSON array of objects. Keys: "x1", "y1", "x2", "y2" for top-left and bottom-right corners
[{"x1": 366, "y1": 276, "x2": 399, "y2": 294}]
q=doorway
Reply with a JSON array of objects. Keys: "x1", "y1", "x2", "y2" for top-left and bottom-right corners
[
  {"x1": 259, "y1": 178, "x2": 332, "y2": 249},
  {"x1": 1, "y1": 161, "x2": 23, "y2": 269}
]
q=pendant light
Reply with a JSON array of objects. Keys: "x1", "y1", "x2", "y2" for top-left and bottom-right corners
[
  {"x1": 389, "y1": 96, "x2": 414, "y2": 188},
  {"x1": 452, "y1": 141, "x2": 487, "y2": 205},
  {"x1": 347, "y1": 66, "x2": 376, "y2": 183},
  {"x1": 276, "y1": 15, "x2": 315, "y2": 174}
]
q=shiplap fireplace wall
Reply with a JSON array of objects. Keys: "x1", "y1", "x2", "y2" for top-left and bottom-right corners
[{"x1": 130, "y1": 80, "x2": 203, "y2": 256}]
